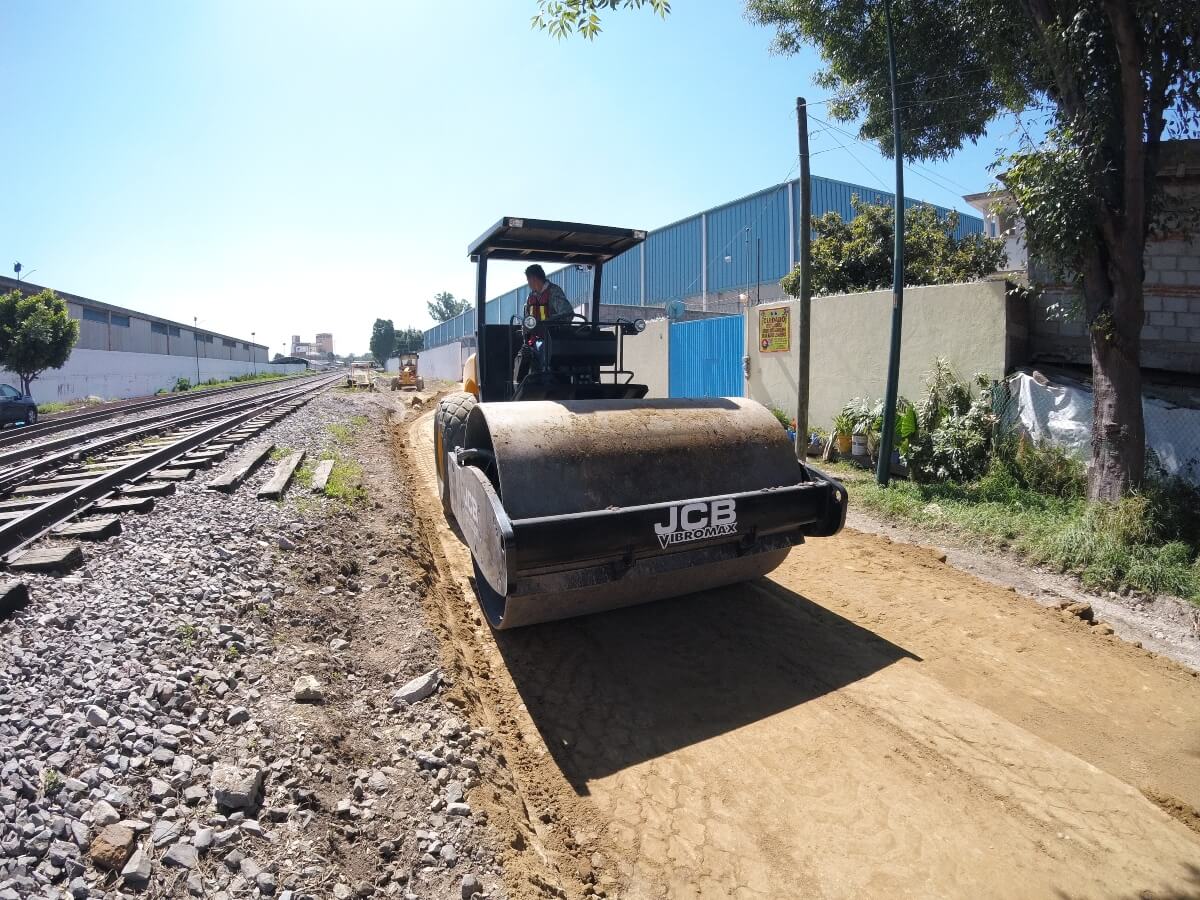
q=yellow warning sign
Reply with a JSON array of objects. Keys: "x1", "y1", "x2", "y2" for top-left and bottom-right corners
[{"x1": 758, "y1": 307, "x2": 790, "y2": 353}]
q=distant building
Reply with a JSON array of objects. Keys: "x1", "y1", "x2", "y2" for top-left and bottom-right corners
[
  {"x1": 291, "y1": 333, "x2": 333, "y2": 359},
  {"x1": 963, "y1": 190, "x2": 1028, "y2": 272}
]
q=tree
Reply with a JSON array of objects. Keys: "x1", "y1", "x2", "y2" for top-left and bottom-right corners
[
  {"x1": 369, "y1": 318, "x2": 396, "y2": 365},
  {"x1": 426, "y1": 291, "x2": 470, "y2": 323},
  {"x1": 540, "y1": 0, "x2": 1200, "y2": 502},
  {"x1": 530, "y1": 0, "x2": 669, "y2": 38},
  {"x1": 394, "y1": 327, "x2": 425, "y2": 354},
  {"x1": 781, "y1": 198, "x2": 1006, "y2": 296},
  {"x1": 0, "y1": 289, "x2": 80, "y2": 394}
]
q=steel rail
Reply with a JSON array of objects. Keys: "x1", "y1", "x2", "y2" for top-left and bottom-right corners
[
  {"x1": 0, "y1": 374, "x2": 327, "y2": 478},
  {"x1": 0, "y1": 374, "x2": 340, "y2": 562},
  {"x1": 0, "y1": 372, "x2": 324, "y2": 450}
]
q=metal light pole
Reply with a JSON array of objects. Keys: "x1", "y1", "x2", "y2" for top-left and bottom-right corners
[
  {"x1": 875, "y1": 0, "x2": 906, "y2": 486},
  {"x1": 755, "y1": 236, "x2": 762, "y2": 305},
  {"x1": 193, "y1": 316, "x2": 201, "y2": 385},
  {"x1": 251, "y1": 332, "x2": 257, "y2": 375}
]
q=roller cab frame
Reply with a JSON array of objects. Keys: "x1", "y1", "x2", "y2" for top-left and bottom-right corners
[{"x1": 439, "y1": 217, "x2": 848, "y2": 629}]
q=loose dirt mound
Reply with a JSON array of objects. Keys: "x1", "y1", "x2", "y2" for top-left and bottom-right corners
[{"x1": 400, "y1": 409, "x2": 1200, "y2": 900}]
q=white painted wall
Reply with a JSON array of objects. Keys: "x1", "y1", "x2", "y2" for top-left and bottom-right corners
[
  {"x1": 610, "y1": 317, "x2": 669, "y2": 397},
  {"x1": 421, "y1": 341, "x2": 468, "y2": 383},
  {"x1": 1, "y1": 349, "x2": 306, "y2": 404},
  {"x1": 746, "y1": 281, "x2": 1013, "y2": 429}
]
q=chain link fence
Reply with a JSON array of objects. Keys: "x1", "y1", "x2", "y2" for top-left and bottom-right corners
[{"x1": 989, "y1": 372, "x2": 1200, "y2": 485}]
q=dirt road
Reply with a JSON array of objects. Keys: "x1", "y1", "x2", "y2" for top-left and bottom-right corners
[{"x1": 402, "y1": 410, "x2": 1200, "y2": 899}]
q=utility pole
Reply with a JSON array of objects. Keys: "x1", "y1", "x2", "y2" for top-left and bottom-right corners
[
  {"x1": 794, "y1": 96, "x2": 812, "y2": 462},
  {"x1": 875, "y1": 0, "x2": 905, "y2": 486},
  {"x1": 251, "y1": 331, "x2": 257, "y2": 375},
  {"x1": 193, "y1": 316, "x2": 201, "y2": 385},
  {"x1": 755, "y1": 236, "x2": 762, "y2": 305}
]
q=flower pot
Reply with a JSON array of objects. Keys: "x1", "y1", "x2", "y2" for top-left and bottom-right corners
[
  {"x1": 851, "y1": 434, "x2": 869, "y2": 458},
  {"x1": 836, "y1": 434, "x2": 852, "y2": 455}
]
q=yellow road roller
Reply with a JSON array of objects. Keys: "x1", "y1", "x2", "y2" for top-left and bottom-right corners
[{"x1": 434, "y1": 217, "x2": 847, "y2": 629}]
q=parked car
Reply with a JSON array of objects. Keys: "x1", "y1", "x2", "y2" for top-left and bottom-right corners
[{"x1": 0, "y1": 384, "x2": 38, "y2": 426}]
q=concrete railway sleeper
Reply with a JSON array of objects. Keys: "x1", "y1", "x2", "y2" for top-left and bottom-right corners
[{"x1": 0, "y1": 373, "x2": 341, "y2": 584}]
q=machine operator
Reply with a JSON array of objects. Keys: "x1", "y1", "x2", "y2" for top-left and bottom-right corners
[
  {"x1": 524, "y1": 265, "x2": 573, "y2": 323},
  {"x1": 514, "y1": 264, "x2": 573, "y2": 384}
]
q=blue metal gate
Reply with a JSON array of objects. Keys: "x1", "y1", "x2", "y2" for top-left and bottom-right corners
[{"x1": 668, "y1": 315, "x2": 744, "y2": 398}]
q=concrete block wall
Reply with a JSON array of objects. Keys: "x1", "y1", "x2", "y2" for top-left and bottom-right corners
[{"x1": 1031, "y1": 232, "x2": 1200, "y2": 373}]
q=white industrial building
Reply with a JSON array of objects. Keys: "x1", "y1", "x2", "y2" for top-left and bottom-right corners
[{"x1": 0, "y1": 276, "x2": 303, "y2": 403}]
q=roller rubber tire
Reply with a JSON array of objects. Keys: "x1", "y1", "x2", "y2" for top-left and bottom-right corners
[{"x1": 434, "y1": 391, "x2": 475, "y2": 520}]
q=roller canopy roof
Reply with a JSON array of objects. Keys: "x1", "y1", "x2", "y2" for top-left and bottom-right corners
[{"x1": 468, "y1": 217, "x2": 647, "y2": 264}]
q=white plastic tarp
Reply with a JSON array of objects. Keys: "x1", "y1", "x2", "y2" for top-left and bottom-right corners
[{"x1": 1005, "y1": 372, "x2": 1200, "y2": 481}]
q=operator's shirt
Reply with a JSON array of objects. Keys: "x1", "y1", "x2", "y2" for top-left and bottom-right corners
[{"x1": 526, "y1": 282, "x2": 573, "y2": 323}]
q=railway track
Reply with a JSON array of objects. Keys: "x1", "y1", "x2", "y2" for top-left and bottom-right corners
[
  {"x1": 0, "y1": 372, "x2": 321, "y2": 451},
  {"x1": 0, "y1": 373, "x2": 342, "y2": 582}
]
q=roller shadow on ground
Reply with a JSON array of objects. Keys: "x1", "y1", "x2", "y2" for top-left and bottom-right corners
[{"x1": 488, "y1": 577, "x2": 920, "y2": 794}]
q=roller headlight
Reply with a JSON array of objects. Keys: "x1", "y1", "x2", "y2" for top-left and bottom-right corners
[
  {"x1": 633, "y1": 318, "x2": 647, "y2": 333},
  {"x1": 523, "y1": 315, "x2": 538, "y2": 330}
]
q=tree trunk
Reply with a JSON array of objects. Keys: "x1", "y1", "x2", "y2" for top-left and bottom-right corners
[
  {"x1": 1082, "y1": 244, "x2": 1145, "y2": 502},
  {"x1": 20, "y1": 374, "x2": 32, "y2": 396}
]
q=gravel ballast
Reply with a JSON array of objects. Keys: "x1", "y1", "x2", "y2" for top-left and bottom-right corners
[{"x1": 0, "y1": 390, "x2": 505, "y2": 899}]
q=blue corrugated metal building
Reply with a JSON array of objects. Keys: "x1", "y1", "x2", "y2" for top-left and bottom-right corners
[{"x1": 424, "y1": 176, "x2": 984, "y2": 349}]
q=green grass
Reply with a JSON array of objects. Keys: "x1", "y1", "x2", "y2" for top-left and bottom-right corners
[
  {"x1": 157, "y1": 371, "x2": 298, "y2": 395},
  {"x1": 829, "y1": 460, "x2": 1200, "y2": 603},
  {"x1": 295, "y1": 449, "x2": 366, "y2": 504},
  {"x1": 37, "y1": 401, "x2": 81, "y2": 415},
  {"x1": 326, "y1": 415, "x2": 368, "y2": 444}
]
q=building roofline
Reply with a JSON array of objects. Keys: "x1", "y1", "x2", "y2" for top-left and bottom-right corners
[{"x1": 0, "y1": 275, "x2": 267, "y2": 350}]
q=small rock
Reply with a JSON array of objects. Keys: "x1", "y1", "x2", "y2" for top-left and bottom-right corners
[
  {"x1": 226, "y1": 706, "x2": 251, "y2": 725},
  {"x1": 278, "y1": 535, "x2": 297, "y2": 551},
  {"x1": 121, "y1": 848, "x2": 152, "y2": 886},
  {"x1": 293, "y1": 675, "x2": 324, "y2": 703},
  {"x1": 447, "y1": 802, "x2": 471, "y2": 817},
  {"x1": 333, "y1": 885, "x2": 352, "y2": 900},
  {"x1": 163, "y1": 842, "x2": 199, "y2": 869},
  {"x1": 193, "y1": 827, "x2": 214, "y2": 851},
  {"x1": 257, "y1": 871, "x2": 278, "y2": 895},
  {"x1": 460, "y1": 875, "x2": 483, "y2": 900},
  {"x1": 1065, "y1": 601, "x2": 1094, "y2": 622},
  {"x1": 212, "y1": 762, "x2": 264, "y2": 810},
  {"x1": 89, "y1": 824, "x2": 135, "y2": 871},
  {"x1": 367, "y1": 771, "x2": 389, "y2": 793},
  {"x1": 330, "y1": 638, "x2": 350, "y2": 652},
  {"x1": 91, "y1": 800, "x2": 121, "y2": 826},
  {"x1": 391, "y1": 670, "x2": 440, "y2": 707},
  {"x1": 85, "y1": 705, "x2": 109, "y2": 726}
]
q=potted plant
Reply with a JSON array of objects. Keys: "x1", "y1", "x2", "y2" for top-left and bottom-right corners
[
  {"x1": 832, "y1": 413, "x2": 853, "y2": 456},
  {"x1": 807, "y1": 425, "x2": 828, "y2": 457}
]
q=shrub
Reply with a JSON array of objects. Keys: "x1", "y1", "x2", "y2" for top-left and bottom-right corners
[
  {"x1": 770, "y1": 407, "x2": 791, "y2": 430},
  {"x1": 901, "y1": 358, "x2": 996, "y2": 483},
  {"x1": 1004, "y1": 437, "x2": 1087, "y2": 498},
  {"x1": 173, "y1": 377, "x2": 192, "y2": 392}
]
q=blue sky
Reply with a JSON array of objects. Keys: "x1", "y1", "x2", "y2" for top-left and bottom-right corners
[{"x1": 2, "y1": 1, "x2": 1039, "y2": 354}]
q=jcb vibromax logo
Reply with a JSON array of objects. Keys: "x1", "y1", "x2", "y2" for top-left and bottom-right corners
[{"x1": 653, "y1": 498, "x2": 737, "y2": 549}]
